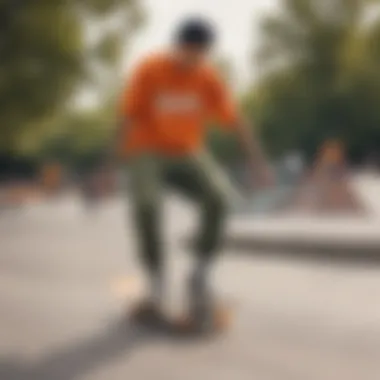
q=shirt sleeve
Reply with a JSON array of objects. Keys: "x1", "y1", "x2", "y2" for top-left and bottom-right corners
[
  {"x1": 118, "y1": 59, "x2": 152, "y2": 120},
  {"x1": 204, "y1": 68, "x2": 239, "y2": 128}
]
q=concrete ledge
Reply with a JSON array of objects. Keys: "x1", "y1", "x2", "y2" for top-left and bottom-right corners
[{"x1": 223, "y1": 216, "x2": 380, "y2": 262}]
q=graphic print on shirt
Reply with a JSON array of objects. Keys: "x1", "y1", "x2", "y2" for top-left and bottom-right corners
[{"x1": 154, "y1": 92, "x2": 202, "y2": 115}]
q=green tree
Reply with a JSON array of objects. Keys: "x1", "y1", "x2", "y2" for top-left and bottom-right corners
[
  {"x1": 248, "y1": 0, "x2": 380, "y2": 163},
  {"x1": 0, "y1": 0, "x2": 143, "y2": 154}
]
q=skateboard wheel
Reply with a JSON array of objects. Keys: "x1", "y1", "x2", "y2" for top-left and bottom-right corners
[{"x1": 177, "y1": 305, "x2": 232, "y2": 335}]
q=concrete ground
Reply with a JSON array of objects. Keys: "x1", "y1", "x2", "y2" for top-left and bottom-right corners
[{"x1": 1, "y1": 195, "x2": 380, "y2": 380}]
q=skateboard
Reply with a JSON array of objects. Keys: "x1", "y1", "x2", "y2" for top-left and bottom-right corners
[{"x1": 128, "y1": 300, "x2": 233, "y2": 337}]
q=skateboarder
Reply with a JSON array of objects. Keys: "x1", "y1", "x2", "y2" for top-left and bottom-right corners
[{"x1": 115, "y1": 17, "x2": 273, "y2": 330}]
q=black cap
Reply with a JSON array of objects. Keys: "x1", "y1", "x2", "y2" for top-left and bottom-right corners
[{"x1": 175, "y1": 17, "x2": 216, "y2": 48}]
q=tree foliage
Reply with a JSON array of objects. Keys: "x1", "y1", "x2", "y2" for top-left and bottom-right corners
[
  {"x1": 0, "y1": 0, "x2": 143, "y2": 154},
  {"x1": 247, "y1": 0, "x2": 380, "y2": 163}
]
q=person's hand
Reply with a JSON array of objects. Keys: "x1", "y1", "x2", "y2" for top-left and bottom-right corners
[
  {"x1": 256, "y1": 165, "x2": 276, "y2": 188},
  {"x1": 247, "y1": 162, "x2": 276, "y2": 191}
]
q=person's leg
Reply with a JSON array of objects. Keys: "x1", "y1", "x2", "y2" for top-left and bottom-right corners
[
  {"x1": 127, "y1": 154, "x2": 164, "y2": 307},
  {"x1": 165, "y1": 151, "x2": 236, "y2": 319}
]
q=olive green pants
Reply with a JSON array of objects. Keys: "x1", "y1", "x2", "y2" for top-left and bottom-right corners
[{"x1": 127, "y1": 151, "x2": 235, "y2": 276}]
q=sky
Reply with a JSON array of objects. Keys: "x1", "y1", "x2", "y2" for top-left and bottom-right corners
[{"x1": 126, "y1": 0, "x2": 279, "y2": 88}]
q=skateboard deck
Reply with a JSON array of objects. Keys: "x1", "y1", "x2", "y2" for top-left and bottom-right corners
[{"x1": 129, "y1": 301, "x2": 233, "y2": 337}]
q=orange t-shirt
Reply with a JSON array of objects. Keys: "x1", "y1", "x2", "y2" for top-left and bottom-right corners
[{"x1": 118, "y1": 53, "x2": 238, "y2": 156}]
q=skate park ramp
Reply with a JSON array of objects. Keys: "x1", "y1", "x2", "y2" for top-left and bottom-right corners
[
  {"x1": 232, "y1": 166, "x2": 370, "y2": 217},
  {"x1": 351, "y1": 172, "x2": 380, "y2": 218},
  {"x1": 232, "y1": 163, "x2": 302, "y2": 216}
]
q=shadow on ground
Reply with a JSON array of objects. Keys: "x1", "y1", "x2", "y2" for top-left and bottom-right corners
[{"x1": 0, "y1": 315, "x2": 205, "y2": 380}]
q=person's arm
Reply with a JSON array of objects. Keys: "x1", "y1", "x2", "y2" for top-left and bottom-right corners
[
  {"x1": 206, "y1": 68, "x2": 274, "y2": 188},
  {"x1": 233, "y1": 117, "x2": 274, "y2": 188},
  {"x1": 108, "y1": 58, "x2": 151, "y2": 165}
]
